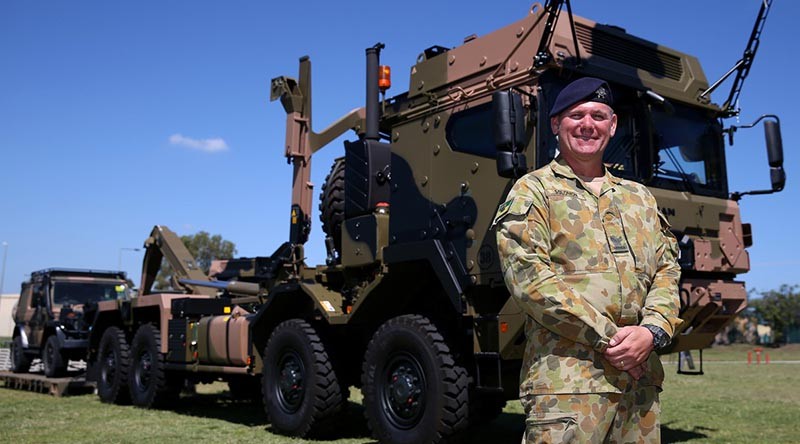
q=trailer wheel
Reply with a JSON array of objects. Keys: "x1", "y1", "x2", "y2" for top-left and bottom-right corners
[
  {"x1": 362, "y1": 314, "x2": 469, "y2": 444},
  {"x1": 262, "y1": 319, "x2": 344, "y2": 437},
  {"x1": 319, "y1": 157, "x2": 345, "y2": 257},
  {"x1": 42, "y1": 335, "x2": 67, "y2": 377},
  {"x1": 97, "y1": 326, "x2": 131, "y2": 404},
  {"x1": 10, "y1": 335, "x2": 31, "y2": 373},
  {"x1": 128, "y1": 324, "x2": 179, "y2": 408}
]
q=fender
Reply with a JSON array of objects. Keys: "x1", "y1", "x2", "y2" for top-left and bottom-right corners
[
  {"x1": 15, "y1": 325, "x2": 29, "y2": 348},
  {"x1": 383, "y1": 239, "x2": 468, "y2": 314},
  {"x1": 55, "y1": 326, "x2": 67, "y2": 346},
  {"x1": 249, "y1": 283, "x2": 306, "y2": 354}
]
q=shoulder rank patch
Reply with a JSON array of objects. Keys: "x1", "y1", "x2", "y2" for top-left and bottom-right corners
[{"x1": 491, "y1": 198, "x2": 532, "y2": 228}]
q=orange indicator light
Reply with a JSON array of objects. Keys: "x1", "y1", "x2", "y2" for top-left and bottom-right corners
[
  {"x1": 378, "y1": 65, "x2": 391, "y2": 91},
  {"x1": 500, "y1": 322, "x2": 509, "y2": 333}
]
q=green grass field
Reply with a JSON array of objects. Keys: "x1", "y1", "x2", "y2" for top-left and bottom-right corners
[{"x1": 1, "y1": 344, "x2": 797, "y2": 443}]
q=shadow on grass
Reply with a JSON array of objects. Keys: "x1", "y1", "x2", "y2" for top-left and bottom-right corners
[
  {"x1": 149, "y1": 394, "x2": 712, "y2": 444},
  {"x1": 165, "y1": 391, "x2": 526, "y2": 443},
  {"x1": 168, "y1": 392, "x2": 268, "y2": 427},
  {"x1": 661, "y1": 421, "x2": 715, "y2": 442}
]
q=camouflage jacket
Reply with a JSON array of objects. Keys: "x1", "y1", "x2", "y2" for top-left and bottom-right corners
[{"x1": 495, "y1": 156, "x2": 681, "y2": 395}]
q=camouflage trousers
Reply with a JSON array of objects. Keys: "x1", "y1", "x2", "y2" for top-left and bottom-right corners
[{"x1": 520, "y1": 386, "x2": 660, "y2": 444}]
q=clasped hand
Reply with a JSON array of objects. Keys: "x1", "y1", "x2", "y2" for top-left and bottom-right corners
[{"x1": 604, "y1": 326, "x2": 654, "y2": 380}]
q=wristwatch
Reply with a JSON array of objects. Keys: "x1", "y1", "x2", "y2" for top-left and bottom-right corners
[{"x1": 643, "y1": 324, "x2": 670, "y2": 350}]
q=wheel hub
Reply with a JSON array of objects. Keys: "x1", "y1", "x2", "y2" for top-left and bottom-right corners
[
  {"x1": 382, "y1": 355, "x2": 426, "y2": 428},
  {"x1": 276, "y1": 353, "x2": 304, "y2": 412},
  {"x1": 102, "y1": 351, "x2": 116, "y2": 384},
  {"x1": 135, "y1": 350, "x2": 152, "y2": 389}
]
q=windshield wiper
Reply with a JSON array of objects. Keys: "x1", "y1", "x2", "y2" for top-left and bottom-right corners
[{"x1": 661, "y1": 148, "x2": 696, "y2": 194}]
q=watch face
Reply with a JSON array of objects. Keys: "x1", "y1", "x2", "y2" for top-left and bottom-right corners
[{"x1": 645, "y1": 325, "x2": 669, "y2": 349}]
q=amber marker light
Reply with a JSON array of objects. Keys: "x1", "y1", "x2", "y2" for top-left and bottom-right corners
[
  {"x1": 378, "y1": 65, "x2": 391, "y2": 92},
  {"x1": 500, "y1": 322, "x2": 509, "y2": 333}
]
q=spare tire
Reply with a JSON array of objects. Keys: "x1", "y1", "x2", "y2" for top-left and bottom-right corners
[{"x1": 319, "y1": 157, "x2": 345, "y2": 258}]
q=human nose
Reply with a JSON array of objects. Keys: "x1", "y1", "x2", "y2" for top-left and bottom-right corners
[{"x1": 578, "y1": 115, "x2": 595, "y2": 133}]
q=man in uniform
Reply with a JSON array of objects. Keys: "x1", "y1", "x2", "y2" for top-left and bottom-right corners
[{"x1": 494, "y1": 77, "x2": 682, "y2": 443}]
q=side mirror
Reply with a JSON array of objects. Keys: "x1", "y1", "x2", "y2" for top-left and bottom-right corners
[
  {"x1": 492, "y1": 90, "x2": 527, "y2": 178},
  {"x1": 728, "y1": 115, "x2": 787, "y2": 200},
  {"x1": 764, "y1": 120, "x2": 785, "y2": 192}
]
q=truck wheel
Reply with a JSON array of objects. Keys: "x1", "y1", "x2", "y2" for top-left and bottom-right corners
[
  {"x1": 262, "y1": 319, "x2": 344, "y2": 437},
  {"x1": 319, "y1": 157, "x2": 345, "y2": 257},
  {"x1": 362, "y1": 314, "x2": 469, "y2": 444},
  {"x1": 10, "y1": 336, "x2": 31, "y2": 373},
  {"x1": 97, "y1": 326, "x2": 131, "y2": 404},
  {"x1": 128, "y1": 324, "x2": 179, "y2": 408},
  {"x1": 42, "y1": 335, "x2": 67, "y2": 377}
]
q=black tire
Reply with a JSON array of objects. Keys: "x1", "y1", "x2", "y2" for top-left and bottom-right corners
[
  {"x1": 128, "y1": 324, "x2": 180, "y2": 408},
  {"x1": 42, "y1": 335, "x2": 66, "y2": 377},
  {"x1": 319, "y1": 157, "x2": 345, "y2": 257},
  {"x1": 10, "y1": 335, "x2": 31, "y2": 374},
  {"x1": 362, "y1": 314, "x2": 469, "y2": 444},
  {"x1": 261, "y1": 319, "x2": 345, "y2": 437},
  {"x1": 97, "y1": 327, "x2": 131, "y2": 404}
]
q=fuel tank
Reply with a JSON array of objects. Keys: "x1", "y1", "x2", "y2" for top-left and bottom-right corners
[{"x1": 196, "y1": 305, "x2": 251, "y2": 366}]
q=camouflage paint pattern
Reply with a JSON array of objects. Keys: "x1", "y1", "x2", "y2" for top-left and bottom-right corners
[
  {"x1": 495, "y1": 156, "x2": 681, "y2": 395},
  {"x1": 521, "y1": 386, "x2": 661, "y2": 443}
]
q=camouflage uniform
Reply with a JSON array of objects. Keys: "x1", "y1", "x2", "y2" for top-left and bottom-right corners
[{"x1": 495, "y1": 156, "x2": 681, "y2": 442}]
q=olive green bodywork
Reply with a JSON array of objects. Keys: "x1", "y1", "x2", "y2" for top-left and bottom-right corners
[
  {"x1": 10, "y1": 268, "x2": 130, "y2": 376},
  {"x1": 260, "y1": 3, "x2": 779, "y2": 378},
  {"x1": 79, "y1": 4, "x2": 783, "y2": 442}
]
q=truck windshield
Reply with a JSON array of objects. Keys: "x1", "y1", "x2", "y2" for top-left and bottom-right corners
[
  {"x1": 53, "y1": 281, "x2": 128, "y2": 305},
  {"x1": 651, "y1": 104, "x2": 727, "y2": 197}
]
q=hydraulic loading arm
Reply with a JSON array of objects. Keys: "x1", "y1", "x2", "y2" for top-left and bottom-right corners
[
  {"x1": 270, "y1": 57, "x2": 366, "y2": 246},
  {"x1": 140, "y1": 225, "x2": 217, "y2": 296}
]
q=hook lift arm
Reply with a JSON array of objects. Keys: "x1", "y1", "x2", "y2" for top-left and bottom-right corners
[
  {"x1": 698, "y1": 0, "x2": 773, "y2": 117},
  {"x1": 534, "y1": 0, "x2": 582, "y2": 69}
]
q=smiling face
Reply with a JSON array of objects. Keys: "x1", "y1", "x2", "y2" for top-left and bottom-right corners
[{"x1": 550, "y1": 101, "x2": 617, "y2": 167}]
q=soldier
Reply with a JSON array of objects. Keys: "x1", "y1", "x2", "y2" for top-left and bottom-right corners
[{"x1": 494, "y1": 77, "x2": 682, "y2": 443}]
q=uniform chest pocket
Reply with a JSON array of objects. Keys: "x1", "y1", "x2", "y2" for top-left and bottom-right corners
[
  {"x1": 546, "y1": 193, "x2": 610, "y2": 273},
  {"x1": 620, "y1": 205, "x2": 658, "y2": 276}
]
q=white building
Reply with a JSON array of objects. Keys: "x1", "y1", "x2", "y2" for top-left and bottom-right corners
[{"x1": 0, "y1": 294, "x2": 20, "y2": 338}]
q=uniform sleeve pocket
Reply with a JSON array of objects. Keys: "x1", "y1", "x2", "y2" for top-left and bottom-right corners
[{"x1": 525, "y1": 412, "x2": 578, "y2": 443}]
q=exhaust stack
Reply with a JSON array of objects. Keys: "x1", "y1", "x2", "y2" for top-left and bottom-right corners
[{"x1": 365, "y1": 43, "x2": 385, "y2": 141}]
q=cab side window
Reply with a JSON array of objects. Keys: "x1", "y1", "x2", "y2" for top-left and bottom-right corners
[{"x1": 445, "y1": 103, "x2": 496, "y2": 159}]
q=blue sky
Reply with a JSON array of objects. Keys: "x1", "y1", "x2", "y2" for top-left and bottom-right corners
[{"x1": 1, "y1": 1, "x2": 798, "y2": 297}]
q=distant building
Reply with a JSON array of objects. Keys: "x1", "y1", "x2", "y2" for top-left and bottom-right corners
[{"x1": 0, "y1": 294, "x2": 20, "y2": 338}]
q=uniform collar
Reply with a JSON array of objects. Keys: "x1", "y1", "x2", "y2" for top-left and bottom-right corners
[{"x1": 549, "y1": 155, "x2": 622, "y2": 186}]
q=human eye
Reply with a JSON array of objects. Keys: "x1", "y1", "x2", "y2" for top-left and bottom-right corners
[
  {"x1": 568, "y1": 112, "x2": 584, "y2": 120},
  {"x1": 592, "y1": 112, "x2": 609, "y2": 121}
]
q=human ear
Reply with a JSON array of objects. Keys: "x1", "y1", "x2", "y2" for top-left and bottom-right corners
[{"x1": 609, "y1": 113, "x2": 618, "y2": 137}]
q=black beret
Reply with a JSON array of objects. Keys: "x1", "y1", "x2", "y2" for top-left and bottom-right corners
[{"x1": 549, "y1": 77, "x2": 614, "y2": 117}]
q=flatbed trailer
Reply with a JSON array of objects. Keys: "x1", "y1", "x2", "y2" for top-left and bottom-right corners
[{"x1": 0, "y1": 371, "x2": 94, "y2": 397}]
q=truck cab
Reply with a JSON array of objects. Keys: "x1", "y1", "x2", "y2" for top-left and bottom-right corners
[{"x1": 10, "y1": 268, "x2": 130, "y2": 377}]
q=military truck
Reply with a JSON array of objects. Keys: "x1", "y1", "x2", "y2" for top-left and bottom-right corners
[
  {"x1": 10, "y1": 268, "x2": 131, "y2": 377},
  {"x1": 84, "y1": 2, "x2": 785, "y2": 443}
]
